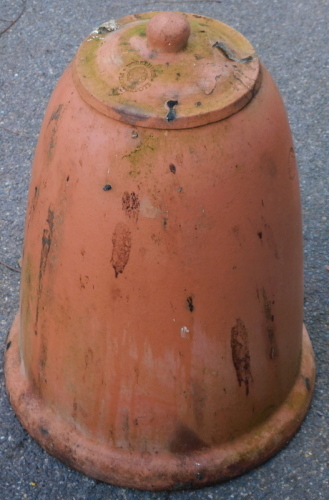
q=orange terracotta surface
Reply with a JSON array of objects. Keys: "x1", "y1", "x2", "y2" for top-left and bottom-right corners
[
  {"x1": 146, "y1": 11, "x2": 191, "y2": 53},
  {"x1": 5, "y1": 11, "x2": 315, "y2": 490}
]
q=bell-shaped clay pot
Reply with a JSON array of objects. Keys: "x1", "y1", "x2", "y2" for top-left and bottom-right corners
[{"x1": 5, "y1": 11, "x2": 315, "y2": 491}]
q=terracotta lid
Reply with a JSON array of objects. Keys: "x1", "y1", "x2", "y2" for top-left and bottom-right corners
[{"x1": 73, "y1": 12, "x2": 261, "y2": 129}]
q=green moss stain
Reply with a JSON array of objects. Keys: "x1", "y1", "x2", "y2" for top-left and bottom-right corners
[
  {"x1": 284, "y1": 390, "x2": 309, "y2": 412},
  {"x1": 119, "y1": 23, "x2": 147, "y2": 44},
  {"x1": 123, "y1": 135, "x2": 160, "y2": 177}
]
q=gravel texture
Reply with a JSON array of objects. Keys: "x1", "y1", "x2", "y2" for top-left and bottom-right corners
[{"x1": 0, "y1": 1, "x2": 328, "y2": 498}]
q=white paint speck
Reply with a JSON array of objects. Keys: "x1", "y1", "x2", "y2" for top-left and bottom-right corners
[{"x1": 180, "y1": 326, "x2": 190, "y2": 338}]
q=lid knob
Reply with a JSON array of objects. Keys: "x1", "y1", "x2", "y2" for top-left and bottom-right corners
[{"x1": 146, "y1": 12, "x2": 191, "y2": 53}]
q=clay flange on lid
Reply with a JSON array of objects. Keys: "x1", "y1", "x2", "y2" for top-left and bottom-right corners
[{"x1": 73, "y1": 11, "x2": 261, "y2": 129}]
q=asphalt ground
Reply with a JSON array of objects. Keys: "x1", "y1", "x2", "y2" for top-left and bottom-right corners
[{"x1": 0, "y1": 1, "x2": 328, "y2": 498}]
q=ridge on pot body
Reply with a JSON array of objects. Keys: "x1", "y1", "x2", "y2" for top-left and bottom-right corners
[{"x1": 5, "y1": 11, "x2": 315, "y2": 491}]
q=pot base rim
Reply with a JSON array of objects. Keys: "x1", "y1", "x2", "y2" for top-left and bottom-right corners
[{"x1": 5, "y1": 313, "x2": 315, "y2": 491}]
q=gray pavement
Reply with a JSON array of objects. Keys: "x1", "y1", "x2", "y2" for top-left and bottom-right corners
[{"x1": 0, "y1": 0, "x2": 328, "y2": 498}]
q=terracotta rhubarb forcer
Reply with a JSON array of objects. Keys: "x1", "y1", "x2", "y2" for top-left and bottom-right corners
[{"x1": 5, "y1": 11, "x2": 315, "y2": 490}]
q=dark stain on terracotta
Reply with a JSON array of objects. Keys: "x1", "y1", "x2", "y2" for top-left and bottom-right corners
[
  {"x1": 257, "y1": 231, "x2": 263, "y2": 240},
  {"x1": 28, "y1": 185, "x2": 40, "y2": 226},
  {"x1": 113, "y1": 105, "x2": 149, "y2": 125},
  {"x1": 122, "y1": 413, "x2": 130, "y2": 444},
  {"x1": 79, "y1": 275, "x2": 89, "y2": 289},
  {"x1": 288, "y1": 147, "x2": 296, "y2": 181},
  {"x1": 35, "y1": 208, "x2": 55, "y2": 334},
  {"x1": 48, "y1": 104, "x2": 64, "y2": 159},
  {"x1": 103, "y1": 184, "x2": 112, "y2": 191},
  {"x1": 261, "y1": 288, "x2": 278, "y2": 359},
  {"x1": 122, "y1": 191, "x2": 140, "y2": 221},
  {"x1": 232, "y1": 224, "x2": 245, "y2": 247},
  {"x1": 72, "y1": 399, "x2": 78, "y2": 420},
  {"x1": 6, "y1": 341, "x2": 11, "y2": 350},
  {"x1": 166, "y1": 100, "x2": 178, "y2": 122},
  {"x1": 39, "y1": 337, "x2": 47, "y2": 368},
  {"x1": 85, "y1": 347, "x2": 94, "y2": 368},
  {"x1": 305, "y1": 377, "x2": 311, "y2": 391},
  {"x1": 169, "y1": 423, "x2": 209, "y2": 454},
  {"x1": 261, "y1": 217, "x2": 279, "y2": 259},
  {"x1": 39, "y1": 333, "x2": 48, "y2": 382},
  {"x1": 32, "y1": 185, "x2": 39, "y2": 209},
  {"x1": 40, "y1": 427, "x2": 49, "y2": 435},
  {"x1": 169, "y1": 163, "x2": 176, "y2": 174},
  {"x1": 49, "y1": 104, "x2": 64, "y2": 124},
  {"x1": 213, "y1": 41, "x2": 253, "y2": 64},
  {"x1": 231, "y1": 318, "x2": 252, "y2": 395},
  {"x1": 111, "y1": 222, "x2": 132, "y2": 278},
  {"x1": 187, "y1": 296, "x2": 194, "y2": 312}
]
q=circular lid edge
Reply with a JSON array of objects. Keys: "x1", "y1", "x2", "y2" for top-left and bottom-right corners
[{"x1": 72, "y1": 12, "x2": 262, "y2": 129}]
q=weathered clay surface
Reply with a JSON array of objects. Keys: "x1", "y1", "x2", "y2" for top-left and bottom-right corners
[{"x1": 4, "y1": 10, "x2": 315, "y2": 491}]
